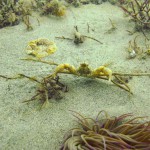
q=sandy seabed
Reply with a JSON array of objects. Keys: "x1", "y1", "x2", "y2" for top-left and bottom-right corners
[{"x1": 0, "y1": 3, "x2": 150, "y2": 150}]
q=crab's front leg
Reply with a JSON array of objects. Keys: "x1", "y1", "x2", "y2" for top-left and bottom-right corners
[
  {"x1": 52, "y1": 64, "x2": 77, "y2": 77},
  {"x1": 91, "y1": 66, "x2": 112, "y2": 82}
]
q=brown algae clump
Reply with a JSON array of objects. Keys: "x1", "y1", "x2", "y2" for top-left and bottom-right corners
[
  {"x1": 22, "y1": 75, "x2": 68, "y2": 108},
  {"x1": 42, "y1": 0, "x2": 66, "y2": 17},
  {"x1": 0, "y1": 0, "x2": 21, "y2": 28},
  {"x1": 0, "y1": 0, "x2": 36, "y2": 29},
  {"x1": 61, "y1": 111, "x2": 150, "y2": 149}
]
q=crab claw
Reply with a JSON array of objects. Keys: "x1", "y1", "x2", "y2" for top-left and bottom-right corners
[{"x1": 92, "y1": 66, "x2": 112, "y2": 82}]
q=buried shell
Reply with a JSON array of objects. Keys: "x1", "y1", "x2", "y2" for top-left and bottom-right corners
[
  {"x1": 26, "y1": 38, "x2": 57, "y2": 58},
  {"x1": 60, "y1": 111, "x2": 150, "y2": 150}
]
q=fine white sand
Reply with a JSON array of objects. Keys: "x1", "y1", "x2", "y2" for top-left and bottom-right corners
[{"x1": 0, "y1": 3, "x2": 150, "y2": 150}]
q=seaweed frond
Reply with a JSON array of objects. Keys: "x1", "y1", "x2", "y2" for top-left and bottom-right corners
[{"x1": 120, "y1": 0, "x2": 150, "y2": 30}]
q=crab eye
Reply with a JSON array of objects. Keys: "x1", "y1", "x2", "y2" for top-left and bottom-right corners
[{"x1": 81, "y1": 63, "x2": 87, "y2": 67}]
